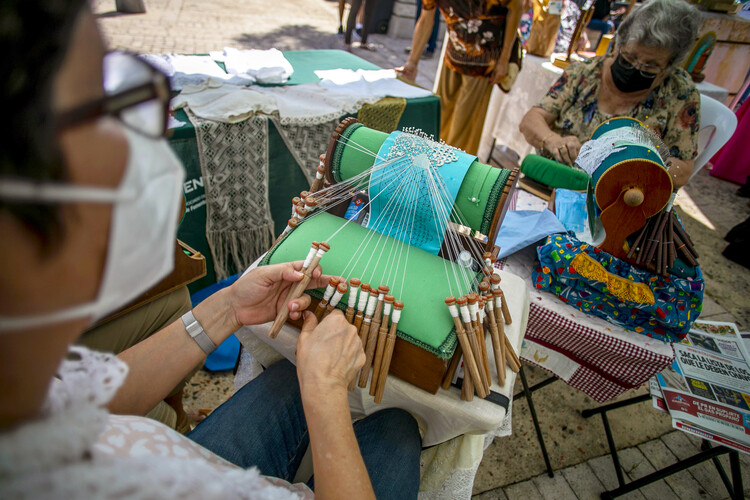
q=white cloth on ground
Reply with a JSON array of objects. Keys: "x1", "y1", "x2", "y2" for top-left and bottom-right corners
[{"x1": 0, "y1": 346, "x2": 311, "y2": 499}]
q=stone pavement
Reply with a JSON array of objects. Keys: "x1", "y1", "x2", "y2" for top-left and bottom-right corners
[{"x1": 94, "y1": 0, "x2": 750, "y2": 496}]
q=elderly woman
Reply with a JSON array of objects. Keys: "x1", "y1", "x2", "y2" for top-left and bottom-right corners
[
  {"x1": 0, "y1": 2, "x2": 420, "y2": 498},
  {"x1": 519, "y1": 0, "x2": 701, "y2": 189}
]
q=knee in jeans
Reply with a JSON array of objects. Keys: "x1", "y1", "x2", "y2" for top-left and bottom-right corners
[{"x1": 375, "y1": 408, "x2": 420, "y2": 443}]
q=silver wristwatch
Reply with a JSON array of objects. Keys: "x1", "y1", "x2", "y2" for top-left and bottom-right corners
[{"x1": 181, "y1": 310, "x2": 217, "y2": 355}]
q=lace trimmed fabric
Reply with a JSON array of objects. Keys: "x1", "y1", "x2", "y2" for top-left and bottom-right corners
[{"x1": 0, "y1": 346, "x2": 311, "y2": 499}]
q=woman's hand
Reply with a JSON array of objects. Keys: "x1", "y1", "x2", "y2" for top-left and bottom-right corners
[
  {"x1": 666, "y1": 158, "x2": 694, "y2": 190},
  {"x1": 490, "y1": 59, "x2": 509, "y2": 85},
  {"x1": 395, "y1": 61, "x2": 418, "y2": 83},
  {"x1": 546, "y1": 133, "x2": 583, "y2": 166},
  {"x1": 227, "y1": 262, "x2": 331, "y2": 330},
  {"x1": 297, "y1": 310, "x2": 365, "y2": 396}
]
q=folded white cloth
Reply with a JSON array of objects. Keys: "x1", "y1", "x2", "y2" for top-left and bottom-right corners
[
  {"x1": 212, "y1": 47, "x2": 294, "y2": 84},
  {"x1": 315, "y1": 68, "x2": 433, "y2": 99},
  {"x1": 140, "y1": 54, "x2": 255, "y2": 90},
  {"x1": 171, "y1": 84, "x2": 277, "y2": 123}
]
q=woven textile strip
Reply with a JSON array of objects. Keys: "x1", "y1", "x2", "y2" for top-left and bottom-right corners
[
  {"x1": 357, "y1": 96, "x2": 407, "y2": 134},
  {"x1": 188, "y1": 110, "x2": 274, "y2": 280},
  {"x1": 271, "y1": 117, "x2": 340, "y2": 186},
  {"x1": 523, "y1": 301, "x2": 675, "y2": 402}
]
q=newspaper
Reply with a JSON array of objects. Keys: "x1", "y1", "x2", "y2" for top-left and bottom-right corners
[{"x1": 654, "y1": 320, "x2": 750, "y2": 454}]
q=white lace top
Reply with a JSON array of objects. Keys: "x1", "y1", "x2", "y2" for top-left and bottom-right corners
[{"x1": 0, "y1": 346, "x2": 313, "y2": 499}]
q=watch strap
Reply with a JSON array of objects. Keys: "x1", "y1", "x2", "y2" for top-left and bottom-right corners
[{"x1": 181, "y1": 310, "x2": 217, "y2": 355}]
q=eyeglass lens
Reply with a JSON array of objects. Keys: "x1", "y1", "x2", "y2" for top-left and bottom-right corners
[{"x1": 103, "y1": 52, "x2": 168, "y2": 138}]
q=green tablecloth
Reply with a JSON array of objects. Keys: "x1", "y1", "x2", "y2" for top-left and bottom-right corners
[{"x1": 169, "y1": 50, "x2": 440, "y2": 292}]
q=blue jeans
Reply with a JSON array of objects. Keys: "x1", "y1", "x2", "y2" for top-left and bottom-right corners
[
  {"x1": 416, "y1": 1, "x2": 440, "y2": 53},
  {"x1": 188, "y1": 360, "x2": 422, "y2": 499}
]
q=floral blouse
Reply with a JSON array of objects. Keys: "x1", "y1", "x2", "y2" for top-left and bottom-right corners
[
  {"x1": 424, "y1": 0, "x2": 510, "y2": 77},
  {"x1": 536, "y1": 56, "x2": 701, "y2": 160}
]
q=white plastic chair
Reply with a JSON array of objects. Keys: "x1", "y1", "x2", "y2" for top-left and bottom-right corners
[{"x1": 692, "y1": 94, "x2": 738, "y2": 181}]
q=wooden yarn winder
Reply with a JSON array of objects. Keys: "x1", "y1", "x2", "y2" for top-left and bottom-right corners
[
  {"x1": 263, "y1": 118, "x2": 519, "y2": 399},
  {"x1": 584, "y1": 117, "x2": 673, "y2": 261}
]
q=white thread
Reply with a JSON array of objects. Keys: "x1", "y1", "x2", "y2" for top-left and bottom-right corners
[
  {"x1": 322, "y1": 284, "x2": 336, "y2": 302},
  {"x1": 329, "y1": 289, "x2": 344, "y2": 307},
  {"x1": 383, "y1": 303, "x2": 392, "y2": 317},
  {"x1": 302, "y1": 247, "x2": 317, "y2": 269},
  {"x1": 365, "y1": 295, "x2": 378, "y2": 316},
  {"x1": 357, "y1": 290, "x2": 369, "y2": 312},
  {"x1": 392, "y1": 309, "x2": 402, "y2": 323},
  {"x1": 459, "y1": 305, "x2": 471, "y2": 324},
  {"x1": 448, "y1": 304, "x2": 459, "y2": 317},
  {"x1": 347, "y1": 287, "x2": 359, "y2": 309}
]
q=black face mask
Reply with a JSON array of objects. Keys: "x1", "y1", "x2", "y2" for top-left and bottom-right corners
[{"x1": 610, "y1": 54, "x2": 658, "y2": 93}]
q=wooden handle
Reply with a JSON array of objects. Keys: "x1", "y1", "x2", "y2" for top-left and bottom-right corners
[
  {"x1": 268, "y1": 275, "x2": 310, "y2": 338},
  {"x1": 456, "y1": 331, "x2": 486, "y2": 398},
  {"x1": 500, "y1": 292, "x2": 512, "y2": 325},
  {"x1": 358, "y1": 321, "x2": 378, "y2": 388},
  {"x1": 369, "y1": 325, "x2": 389, "y2": 396},
  {"x1": 503, "y1": 336, "x2": 521, "y2": 373},
  {"x1": 374, "y1": 327, "x2": 398, "y2": 403},
  {"x1": 345, "y1": 307, "x2": 355, "y2": 323},
  {"x1": 442, "y1": 345, "x2": 463, "y2": 390},
  {"x1": 489, "y1": 323, "x2": 506, "y2": 386}
]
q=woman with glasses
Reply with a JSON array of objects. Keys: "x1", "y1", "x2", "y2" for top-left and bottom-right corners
[
  {"x1": 519, "y1": 0, "x2": 701, "y2": 189},
  {"x1": 0, "y1": 2, "x2": 421, "y2": 498}
]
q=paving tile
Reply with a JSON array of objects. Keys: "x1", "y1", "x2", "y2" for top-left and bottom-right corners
[
  {"x1": 502, "y1": 479, "x2": 541, "y2": 499},
  {"x1": 531, "y1": 470, "x2": 578, "y2": 500},
  {"x1": 638, "y1": 438, "x2": 713, "y2": 499},
  {"x1": 587, "y1": 454, "x2": 647, "y2": 500},
  {"x1": 560, "y1": 462, "x2": 608, "y2": 500},
  {"x1": 660, "y1": 431, "x2": 735, "y2": 498},
  {"x1": 473, "y1": 487, "x2": 509, "y2": 500},
  {"x1": 616, "y1": 447, "x2": 679, "y2": 500}
]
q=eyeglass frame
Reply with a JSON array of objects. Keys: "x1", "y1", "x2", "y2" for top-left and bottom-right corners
[
  {"x1": 54, "y1": 51, "x2": 172, "y2": 138},
  {"x1": 616, "y1": 48, "x2": 668, "y2": 79}
]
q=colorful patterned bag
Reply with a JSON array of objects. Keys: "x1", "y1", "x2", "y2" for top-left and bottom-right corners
[{"x1": 532, "y1": 234, "x2": 704, "y2": 343}]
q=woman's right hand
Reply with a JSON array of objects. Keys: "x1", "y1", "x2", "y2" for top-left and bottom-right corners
[
  {"x1": 296, "y1": 310, "x2": 365, "y2": 397},
  {"x1": 395, "y1": 61, "x2": 418, "y2": 83},
  {"x1": 545, "y1": 133, "x2": 583, "y2": 166}
]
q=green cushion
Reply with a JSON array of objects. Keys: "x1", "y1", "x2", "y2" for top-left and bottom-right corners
[
  {"x1": 330, "y1": 123, "x2": 511, "y2": 236},
  {"x1": 521, "y1": 154, "x2": 590, "y2": 191},
  {"x1": 260, "y1": 212, "x2": 480, "y2": 359}
]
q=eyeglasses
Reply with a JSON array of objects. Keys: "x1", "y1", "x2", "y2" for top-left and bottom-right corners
[
  {"x1": 618, "y1": 50, "x2": 666, "y2": 78},
  {"x1": 55, "y1": 51, "x2": 171, "y2": 138}
]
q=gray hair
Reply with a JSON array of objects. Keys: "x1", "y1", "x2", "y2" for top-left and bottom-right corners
[{"x1": 615, "y1": 0, "x2": 701, "y2": 66}]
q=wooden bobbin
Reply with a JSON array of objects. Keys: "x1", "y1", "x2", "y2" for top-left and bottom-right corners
[
  {"x1": 353, "y1": 283, "x2": 371, "y2": 334},
  {"x1": 491, "y1": 274, "x2": 512, "y2": 325},
  {"x1": 485, "y1": 295, "x2": 506, "y2": 386},
  {"x1": 361, "y1": 285, "x2": 389, "y2": 390},
  {"x1": 467, "y1": 294, "x2": 490, "y2": 395},
  {"x1": 446, "y1": 297, "x2": 474, "y2": 401},
  {"x1": 324, "y1": 281, "x2": 348, "y2": 316},
  {"x1": 357, "y1": 288, "x2": 380, "y2": 388},
  {"x1": 269, "y1": 242, "x2": 329, "y2": 338},
  {"x1": 345, "y1": 278, "x2": 361, "y2": 324},
  {"x1": 456, "y1": 296, "x2": 488, "y2": 399},
  {"x1": 315, "y1": 277, "x2": 339, "y2": 321},
  {"x1": 374, "y1": 300, "x2": 403, "y2": 403},
  {"x1": 271, "y1": 217, "x2": 299, "y2": 248},
  {"x1": 310, "y1": 156, "x2": 327, "y2": 193},
  {"x1": 370, "y1": 294, "x2": 394, "y2": 397}
]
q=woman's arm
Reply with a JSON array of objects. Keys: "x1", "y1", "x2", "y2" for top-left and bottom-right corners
[
  {"x1": 491, "y1": 0, "x2": 523, "y2": 83},
  {"x1": 297, "y1": 311, "x2": 374, "y2": 500},
  {"x1": 667, "y1": 158, "x2": 694, "y2": 189},
  {"x1": 396, "y1": 4, "x2": 438, "y2": 82},
  {"x1": 109, "y1": 262, "x2": 328, "y2": 416},
  {"x1": 519, "y1": 106, "x2": 582, "y2": 164}
]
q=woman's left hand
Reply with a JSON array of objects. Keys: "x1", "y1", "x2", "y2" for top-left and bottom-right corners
[
  {"x1": 491, "y1": 59, "x2": 509, "y2": 85},
  {"x1": 227, "y1": 262, "x2": 332, "y2": 329},
  {"x1": 666, "y1": 158, "x2": 693, "y2": 190}
]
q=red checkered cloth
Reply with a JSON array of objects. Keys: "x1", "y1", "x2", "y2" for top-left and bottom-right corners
[{"x1": 497, "y1": 253, "x2": 675, "y2": 402}]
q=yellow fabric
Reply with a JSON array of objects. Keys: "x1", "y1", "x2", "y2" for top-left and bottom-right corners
[
  {"x1": 357, "y1": 97, "x2": 407, "y2": 133},
  {"x1": 571, "y1": 253, "x2": 655, "y2": 305},
  {"x1": 437, "y1": 64, "x2": 494, "y2": 155}
]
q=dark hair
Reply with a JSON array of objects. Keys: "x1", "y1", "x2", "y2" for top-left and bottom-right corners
[{"x1": 0, "y1": 0, "x2": 89, "y2": 249}]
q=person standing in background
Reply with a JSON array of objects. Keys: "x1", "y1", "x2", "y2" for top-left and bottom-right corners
[{"x1": 397, "y1": 0, "x2": 523, "y2": 155}]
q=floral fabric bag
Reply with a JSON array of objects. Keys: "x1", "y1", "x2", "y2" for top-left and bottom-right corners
[{"x1": 532, "y1": 234, "x2": 704, "y2": 343}]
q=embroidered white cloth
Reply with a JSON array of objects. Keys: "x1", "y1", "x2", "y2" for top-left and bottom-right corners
[
  {"x1": 315, "y1": 69, "x2": 434, "y2": 99},
  {"x1": 211, "y1": 47, "x2": 294, "y2": 84},
  {"x1": 171, "y1": 82, "x2": 278, "y2": 123},
  {"x1": 0, "y1": 346, "x2": 312, "y2": 499}
]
